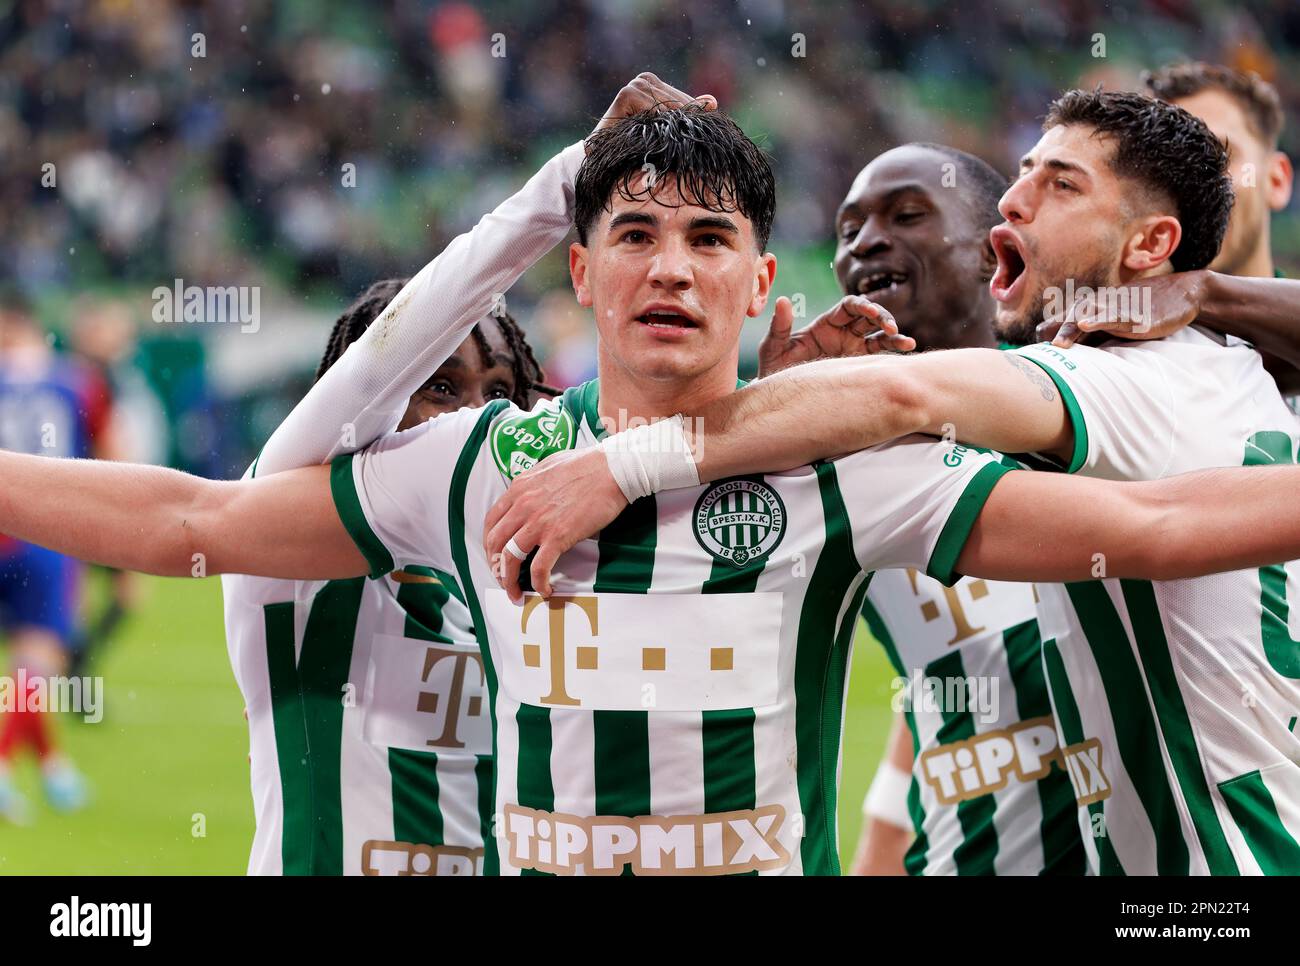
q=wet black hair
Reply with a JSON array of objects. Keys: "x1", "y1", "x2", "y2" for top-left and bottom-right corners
[{"x1": 575, "y1": 106, "x2": 776, "y2": 250}]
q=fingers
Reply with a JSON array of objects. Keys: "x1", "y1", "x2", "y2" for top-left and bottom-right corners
[
  {"x1": 767, "y1": 296, "x2": 794, "y2": 344},
  {"x1": 829, "y1": 295, "x2": 899, "y2": 337},
  {"x1": 1035, "y1": 315, "x2": 1065, "y2": 344},
  {"x1": 484, "y1": 495, "x2": 526, "y2": 567},
  {"x1": 530, "y1": 541, "x2": 565, "y2": 600},
  {"x1": 641, "y1": 72, "x2": 716, "y2": 110},
  {"x1": 497, "y1": 526, "x2": 538, "y2": 605},
  {"x1": 1050, "y1": 319, "x2": 1083, "y2": 348},
  {"x1": 1045, "y1": 292, "x2": 1090, "y2": 348},
  {"x1": 611, "y1": 73, "x2": 716, "y2": 120},
  {"x1": 864, "y1": 332, "x2": 917, "y2": 354}
]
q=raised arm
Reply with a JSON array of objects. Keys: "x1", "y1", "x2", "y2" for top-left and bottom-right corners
[
  {"x1": 255, "y1": 73, "x2": 713, "y2": 477},
  {"x1": 956, "y1": 464, "x2": 1300, "y2": 582},
  {"x1": 251, "y1": 140, "x2": 584, "y2": 477},
  {"x1": 0, "y1": 450, "x2": 366, "y2": 580}
]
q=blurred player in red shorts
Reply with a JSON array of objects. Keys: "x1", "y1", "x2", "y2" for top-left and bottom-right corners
[{"x1": 0, "y1": 290, "x2": 117, "y2": 822}]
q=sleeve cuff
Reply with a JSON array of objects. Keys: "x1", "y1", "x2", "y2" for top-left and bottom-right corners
[
  {"x1": 1016, "y1": 353, "x2": 1089, "y2": 474},
  {"x1": 926, "y1": 461, "x2": 1016, "y2": 586},
  {"x1": 330, "y1": 453, "x2": 395, "y2": 579}
]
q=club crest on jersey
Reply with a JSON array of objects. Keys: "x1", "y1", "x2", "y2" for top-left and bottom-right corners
[
  {"x1": 693, "y1": 478, "x2": 786, "y2": 568},
  {"x1": 490, "y1": 403, "x2": 576, "y2": 481}
]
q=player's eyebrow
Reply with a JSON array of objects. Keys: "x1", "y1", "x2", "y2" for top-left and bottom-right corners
[
  {"x1": 1020, "y1": 154, "x2": 1092, "y2": 184},
  {"x1": 836, "y1": 184, "x2": 931, "y2": 220},
  {"x1": 688, "y1": 215, "x2": 740, "y2": 234},
  {"x1": 608, "y1": 211, "x2": 657, "y2": 232}
]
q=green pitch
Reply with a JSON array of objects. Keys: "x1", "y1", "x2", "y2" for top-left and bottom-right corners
[{"x1": 0, "y1": 574, "x2": 896, "y2": 874}]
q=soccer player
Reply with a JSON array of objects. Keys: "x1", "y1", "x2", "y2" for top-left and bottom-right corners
[
  {"x1": 0, "y1": 291, "x2": 113, "y2": 822},
  {"x1": 1146, "y1": 63, "x2": 1293, "y2": 283},
  {"x1": 1045, "y1": 64, "x2": 1300, "y2": 397},
  {"x1": 821, "y1": 144, "x2": 1083, "y2": 876},
  {"x1": 497, "y1": 90, "x2": 1300, "y2": 875},
  {"x1": 7, "y1": 102, "x2": 1300, "y2": 877},
  {"x1": 230, "y1": 284, "x2": 555, "y2": 875},
  {"x1": 1042, "y1": 65, "x2": 1296, "y2": 357},
  {"x1": 222, "y1": 73, "x2": 701, "y2": 874}
]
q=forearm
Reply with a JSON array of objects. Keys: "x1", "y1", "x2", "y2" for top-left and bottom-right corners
[
  {"x1": 0, "y1": 451, "x2": 212, "y2": 576},
  {"x1": 684, "y1": 349, "x2": 1070, "y2": 482},
  {"x1": 1198, "y1": 271, "x2": 1300, "y2": 372},
  {"x1": 1137, "y1": 466, "x2": 1300, "y2": 579},
  {"x1": 0, "y1": 451, "x2": 366, "y2": 581},
  {"x1": 851, "y1": 715, "x2": 913, "y2": 876},
  {"x1": 255, "y1": 141, "x2": 585, "y2": 477},
  {"x1": 959, "y1": 465, "x2": 1300, "y2": 583},
  {"x1": 684, "y1": 356, "x2": 927, "y2": 481}
]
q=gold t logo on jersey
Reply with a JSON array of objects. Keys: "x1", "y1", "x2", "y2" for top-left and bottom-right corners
[
  {"x1": 906, "y1": 569, "x2": 989, "y2": 646},
  {"x1": 417, "y1": 647, "x2": 487, "y2": 749},
  {"x1": 520, "y1": 595, "x2": 600, "y2": 706}
]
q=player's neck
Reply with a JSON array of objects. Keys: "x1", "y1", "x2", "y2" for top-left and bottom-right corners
[
  {"x1": 594, "y1": 347, "x2": 741, "y2": 426},
  {"x1": 1227, "y1": 239, "x2": 1276, "y2": 279}
]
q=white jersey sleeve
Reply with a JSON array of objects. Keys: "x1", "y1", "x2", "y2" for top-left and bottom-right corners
[
  {"x1": 831, "y1": 435, "x2": 1016, "y2": 584},
  {"x1": 1009, "y1": 340, "x2": 1178, "y2": 480},
  {"x1": 249, "y1": 141, "x2": 585, "y2": 480},
  {"x1": 329, "y1": 402, "x2": 506, "y2": 577}
]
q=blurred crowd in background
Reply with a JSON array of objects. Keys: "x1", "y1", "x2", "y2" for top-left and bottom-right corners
[{"x1": 2, "y1": 0, "x2": 1299, "y2": 476}]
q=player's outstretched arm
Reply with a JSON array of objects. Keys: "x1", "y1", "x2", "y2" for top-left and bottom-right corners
[
  {"x1": 0, "y1": 451, "x2": 367, "y2": 581},
  {"x1": 955, "y1": 464, "x2": 1300, "y2": 583},
  {"x1": 484, "y1": 346, "x2": 1073, "y2": 597}
]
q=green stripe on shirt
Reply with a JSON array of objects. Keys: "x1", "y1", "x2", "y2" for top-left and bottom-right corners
[
  {"x1": 446, "y1": 399, "x2": 511, "y2": 875},
  {"x1": 330, "y1": 453, "x2": 395, "y2": 578},
  {"x1": 1064, "y1": 581, "x2": 1188, "y2": 874},
  {"x1": 927, "y1": 461, "x2": 1015, "y2": 585},
  {"x1": 1002, "y1": 617, "x2": 1087, "y2": 875},
  {"x1": 1015, "y1": 352, "x2": 1089, "y2": 473},
  {"x1": 794, "y1": 461, "x2": 866, "y2": 876}
]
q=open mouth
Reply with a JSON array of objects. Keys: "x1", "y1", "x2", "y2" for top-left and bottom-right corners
[
  {"x1": 636, "y1": 307, "x2": 699, "y2": 330},
  {"x1": 855, "y1": 269, "x2": 910, "y2": 296},
  {"x1": 989, "y1": 227, "x2": 1028, "y2": 303}
]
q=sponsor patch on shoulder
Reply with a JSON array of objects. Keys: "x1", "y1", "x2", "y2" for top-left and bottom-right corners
[{"x1": 490, "y1": 402, "x2": 576, "y2": 481}]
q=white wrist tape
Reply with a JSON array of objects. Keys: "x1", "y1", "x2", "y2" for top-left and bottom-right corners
[
  {"x1": 863, "y1": 760, "x2": 913, "y2": 830},
  {"x1": 598, "y1": 414, "x2": 700, "y2": 503}
]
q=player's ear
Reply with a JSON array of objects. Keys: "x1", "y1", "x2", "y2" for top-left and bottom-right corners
[
  {"x1": 1120, "y1": 214, "x2": 1181, "y2": 274},
  {"x1": 1266, "y1": 150, "x2": 1294, "y2": 212},
  {"x1": 570, "y1": 242, "x2": 594, "y2": 309},
  {"x1": 747, "y1": 252, "x2": 778, "y2": 318}
]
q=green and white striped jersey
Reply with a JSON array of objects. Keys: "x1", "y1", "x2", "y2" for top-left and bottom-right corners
[
  {"x1": 330, "y1": 379, "x2": 1015, "y2": 875},
  {"x1": 862, "y1": 570, "x2": 1085, "y2": 875},
  {"x1": 1014, "y1": 330, "x2": 1300, "y2": 876},
  {"x1": 223, "y1": 567, "x2": 492, "y2": 875},
  {"x1": 216, "y1": 140, "x2": 584, "y2": 875}
]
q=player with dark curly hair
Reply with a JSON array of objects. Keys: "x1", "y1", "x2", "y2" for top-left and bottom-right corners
[
  {"x1": 990, "y1": 88, "x2": 1233, "y2": 344},
  {"x1": 317, "y1": 278, "x2": 557, "y2": 416}
]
